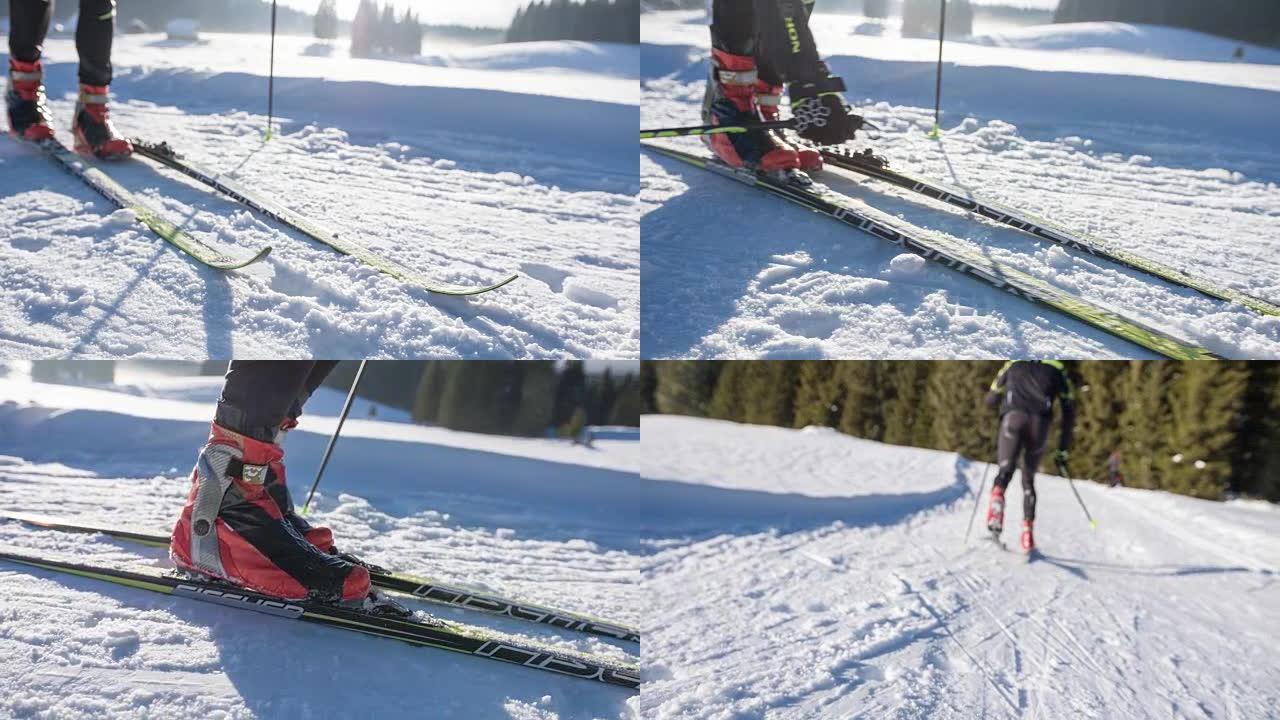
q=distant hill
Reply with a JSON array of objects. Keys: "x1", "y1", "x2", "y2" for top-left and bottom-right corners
[{"x1": 1055, "y1": 0, "x2": 1280, "y2": 47}]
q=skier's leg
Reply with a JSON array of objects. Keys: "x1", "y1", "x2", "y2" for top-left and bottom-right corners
[
  {"x1": 217, "y1": 361, "x2": 320, "y2": 442},
  {"x1": 76, "y1": 0, "x2": 115, "y2": 86},
  {"x1": 9, "y1": 0, "x2": 54, "y2": 64},
  {"x1": 702, "y1": 0, "x2": 798, "y2": 171},
  {"x1": 282, "y1": 361, "x2": 341, "y2": 425},
  {"x1": 752, "y1": 0, "x2": 821, "y2": 82},
  {"x1": 1018, "y1": 414, "x2": 1051, "y2": 551},
  {"x1": 6, "y1": 0, "x2": 56, "y2": 140},
  {"x1": 171, "y1": 361, "x2": 368, "y2": 602},
  {"x1": 1021, "y1": 413, "x2": 1051, "y2": 523},
  {"x1": 753, "y1": 0, "x2": 823, "y2": 169},
  {"x1": 987, "y1": 411, "x2": 1025, "y2": 533},
  {"x1": 70, "y1": 0, "x2": 131, "y2": 158},
  {"x1": 274, "y1": 361, "x2": 342, "y2": 552}
]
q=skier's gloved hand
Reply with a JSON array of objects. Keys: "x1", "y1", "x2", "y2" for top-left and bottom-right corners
[{"x1": 790, "y1": 74, "x2": 862, "y2": 146}]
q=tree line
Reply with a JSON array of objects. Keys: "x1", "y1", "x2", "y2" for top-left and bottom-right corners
[
  {"x1": 324, "y1": 361, "x2": 640, "y2": 437},
  {"x1": 348, "y1": 0, "x2": 424, "y2": 56},
  {"x1": 507, "y1": 0, "x2": 640, "y2": 43},
  {"x1": 641, "y1": 361, "x2": 1280, "y2": 502},
  {"x1": 1055, "y1": 0, "x2": 1280, "y2": 48},
  {"x1": 110, "y1": 0, "x2": 314, "y2": 34}
]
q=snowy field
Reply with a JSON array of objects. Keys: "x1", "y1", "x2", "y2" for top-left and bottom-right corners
[
  {"x1": 0, "y1": 374, "x2": 643, "y2": 719},
  {"x1": 1, "y1": 33, "x2": 639, "y2": 359},
  {"x1": 638, "y1": 415, "x2": 1280, "y2": 719},
  {"x1": 641, "y1": 12, "x2": 1280, "y2": 359}
]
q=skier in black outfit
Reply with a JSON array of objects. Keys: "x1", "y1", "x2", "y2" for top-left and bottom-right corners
[
  {"x1": 6, "y1": 0, "x2": 133, "y2": 157},
  {"x1": 984, "y1": 360, "x2": 1076, "y2": 552},
  {"x1": 170, "y1": 361, "x2": 376, "y2": 605},
  {"x1": 703, "y1": 0, "x2": 864, "y2": 173}
]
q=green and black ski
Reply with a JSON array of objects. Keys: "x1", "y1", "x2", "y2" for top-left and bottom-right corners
[
  {"x1": 32, "y1": 137, "x2": 271, "y2": 270},
  {"x1": 0, "y1": 511, "x2": 638, "y2": 644},
  {"x1": 814, "y1": 145, "x2": 1280, "y2": 318},
  {"x1": 642, "y1": 141, "x2": 1221, "y2": 360},
  {"x1": 132, "y1": 139, "x2": 518, "y2": 296},
  {"x1": 0, "y1": 549, "x2": 639, "y2": 689}
]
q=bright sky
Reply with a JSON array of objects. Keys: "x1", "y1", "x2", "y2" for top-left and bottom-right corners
[{"x1": 277, "y1": 0, "x2": 528, "y2": 28}]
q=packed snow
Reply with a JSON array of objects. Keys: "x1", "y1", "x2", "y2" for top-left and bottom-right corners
[
  {"x1": 1, "y1": 33, "x2": 639, "y2": 359},
  {"x1": 641, "y1": 12, "x2": 1280, "y2": 358},
  {"x1": 0, "y1": 374, "x2": 641, "y2": 719},
  {"x1": 638, "y1": 414, "x2": 1280, "y2": 718}
]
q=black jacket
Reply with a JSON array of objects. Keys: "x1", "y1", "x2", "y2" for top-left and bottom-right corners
[{"x1": 985, "y1": 360, "x2": 1076, "y2": 451}]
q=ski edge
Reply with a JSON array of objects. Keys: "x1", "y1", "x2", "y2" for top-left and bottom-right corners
[{"x1": 0, "y1": 511, "x2": 639, "y2": 644}]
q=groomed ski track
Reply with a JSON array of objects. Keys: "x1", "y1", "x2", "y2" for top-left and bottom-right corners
[
  {"x1": 1, "y1": 35, "x2": 639, "y2": 358},
  {"x1": 0, "y1": 375, "x2": 642, "y2": 719},
  {"x1": 641, "y1": 11, "x2": 1280, "y2": 359},
  {"x1": 639, "y1": 415, "x2": 1280, "y2": 719}
]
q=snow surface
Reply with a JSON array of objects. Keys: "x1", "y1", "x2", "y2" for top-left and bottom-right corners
[
  {"x1": 1, "y1": 34, "x2": 639, "y2": 359},
  {"x1": 641, "y1": 12, "x2": 1280, "y2": 358},
  {"x1": 639, "y1": 414, "x2": 1280, "y2": 719},
  {"x1": 0, "y1": 377, "x2": 641, "y2": 719}
]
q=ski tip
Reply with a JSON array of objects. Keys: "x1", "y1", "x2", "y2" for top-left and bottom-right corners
[
  {"x1": 422, "y1": 272, "x2": 520, "y2": 297},
  {"x1": 209, "y1": 245, "x2": 273, "y2": 271}
]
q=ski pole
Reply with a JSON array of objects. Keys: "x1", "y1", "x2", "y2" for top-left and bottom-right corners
[
  {"x1": 929, "y1": 0, "x2": 947, "y2": 139},
  {"x1": 963, "y1": 459, "x2": 992, "y2": 544},
  {"x1": 641, "y1": 118, "x2": 798, "y2": 139},
  {"x1": 266, "y1": 0, "x2": 278, "y2": 140},
  {"x1": 301, "y1": 360, "x2": 367, "y2": 516},
  {"x1": 641, "y1": 114, "x2": 877, "y2": 140},
  {"x1": 1057, "y1": 458, "x2": 1097, "y2": 529}
]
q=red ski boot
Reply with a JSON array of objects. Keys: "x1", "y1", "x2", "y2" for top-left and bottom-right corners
[
  {"x1": 72, "y1": 85, "x2": 133, "y2": 159},
  {"x1": 985, "y1": 486, "x2": 1006, "y2": 535},
  {"x1": 170, "y1": 422, "x2": 369, "y2": 603},
  {"x1": 5, "y1": 59, "x2": 55, "y2": 142},
  {"x1": 1021, "y1": 520, "x2": 1035, "y2": 553},
  {"x1": 754, "y1": 79, "x2": 822, "y2": 172},
  {"x1": 701, "y1": 49, "x2": 798, "y2": 173}
]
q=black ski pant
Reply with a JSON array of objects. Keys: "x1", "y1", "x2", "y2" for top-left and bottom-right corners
[
  {"x1": 215, "y1": 361, "x2": 340, "y2": 443},
  {"x1": 712, "y1": 0, "x2": 821, "y2": 86},
  {"x1": 992, "y1": 410, "x2": 1051, "y2": 522},
  {"x1": 9, "y1": 0, "x2": 117, "y2": 86}
]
